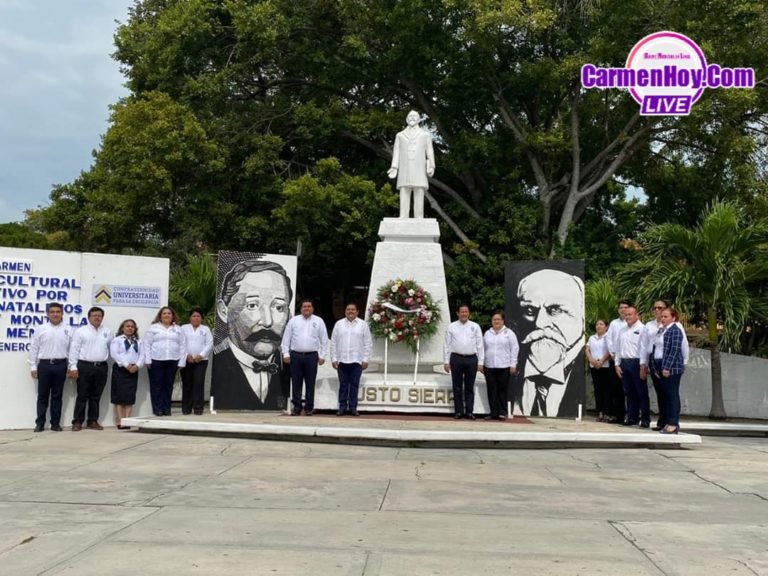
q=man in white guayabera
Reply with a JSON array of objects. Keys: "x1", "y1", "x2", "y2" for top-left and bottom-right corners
[{"x1": 388, "y1": 110, "x2": 436, "y2": 218}]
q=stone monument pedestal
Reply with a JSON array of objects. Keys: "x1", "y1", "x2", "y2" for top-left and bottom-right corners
[
  {"x1": 299, "y1": 217, "x2": 494, "y2": 415},
  {"x1": 363, "y1": 218, "x2": 452, "y2": 374},
  {"x1": 312, "y1": 362, "x2": 490, "y2": 414}
]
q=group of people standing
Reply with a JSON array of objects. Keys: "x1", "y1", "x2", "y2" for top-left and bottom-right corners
[
  {"x1": 30, "y1": 296, "x2": 688, "y2": 431},
  {"x1": 29, "y1": 304, "x2": 213, "y2": 431},
  {"x1": 443, "y1": 306, "x2": 519, "y2": 420},
  {"x1": 587, "y1": 299, "x2": 688, "y2": 434},
  {"x1": 280, "y1": 299, "x2": 372, "y2": 417}
]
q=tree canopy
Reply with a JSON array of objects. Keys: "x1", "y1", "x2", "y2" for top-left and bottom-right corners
[{"x1": 17, "y1": 0, "x2": 768, "y2": 317}]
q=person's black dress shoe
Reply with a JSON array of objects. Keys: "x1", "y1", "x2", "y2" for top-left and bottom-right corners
[
  {"x1": 33, "y1": 425, "x2": 44, "y2": 432},
  {"x1": 622, "y1": 420, "x2": 638, "y2": 426},
  {"x1": 453, "y1": 414, "x2": 463, "y2": 419},
  {"x1": 51, "y1": 425, "x2": 63, "y2": 432},
  {"x1": 304, "y1": 410, "x2": 314, "y2": 416},
  {"x1": 182, "y1": 410, "x2": 191, "y2": 415},
  {"x1": 466, "y1": 414, "x2": 476, "y2": 420},
  {"x1": 639, "y1": 422, "x2": 650, "y2": 428},
  {"x1": 194, "y1": 410, "x2": 203, "y2": 415},
  {"x1": 336, "y1": 410, "x2": 345, "y2": 416},
  {"x1": 652, "y1": 425, "x2": 663, "y2": 431},
  {"x1": 350, "y1": 411, "x2": 360, "y2": 416}
]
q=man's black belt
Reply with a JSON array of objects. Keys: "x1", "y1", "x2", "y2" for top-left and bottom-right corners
[
  {"x1": 78, "y1": 360, "x2": 108, "y2": 367},
  {"x1": 451, "y1": 353, "x2": 477, "y2": 358},
  {"x1": 40, "y1": 358, "x2": 67, "y2": 364},
  {"x1": 291, "y1": 350, "x2": 318, "y2": 356}
]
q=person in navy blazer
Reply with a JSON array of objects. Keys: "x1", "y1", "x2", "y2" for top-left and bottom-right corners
[{"x1": 654, "y1": 308, "x2": 685, "y2": 434}]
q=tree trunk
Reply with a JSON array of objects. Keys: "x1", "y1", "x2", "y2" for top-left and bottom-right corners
[{"x1": 707, "y1": 309, "x2": 727, "y2": 420}]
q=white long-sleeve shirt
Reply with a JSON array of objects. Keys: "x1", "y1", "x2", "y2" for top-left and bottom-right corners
[
  {"x1": 281, "y1": 314, "x2": 328, "y2": 358},
  {"x1": 181, "y1": 324, "x2": 213, "y2": 360},
  {"x1": 110, "y1": 335, "x2": 145, "y2": 368},
  {"x1": 641, "y1": 319, "x2": 689, "y2": 365},
  {"x1": 444, "y1": 320, "x2": 484, "y2": 364},
  {"x1": 482, "y1": 326, "x2": 519, "y2": 369},
  {"x1": 143, "y1": 323, "x2": 186, "y2": 367},
  {"x1": 606, "y1": 317, "x2": 625, "y2": 355},
  {"x1": 615, "y1": 320, "x2": 645, "y2": 364},
  {"x1": 28, "y1": 322, "x2": 72, "y2": 372},
  {"x1": 68, "y1": 324, "x2": 113, "y2": 369},
  {"x1": 587, "y1": 334, "x2": 610, "y2": 368},
  {"x1": 330, "y1": 317, "x2": 373, "y2": 364}
]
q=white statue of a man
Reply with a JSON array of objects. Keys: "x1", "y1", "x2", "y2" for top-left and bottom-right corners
[{"x1": 387, "y1": 110, "x2": 435, "y2": 219}]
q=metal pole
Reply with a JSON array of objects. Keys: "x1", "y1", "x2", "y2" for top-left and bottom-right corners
[{"x1": 413, "y1": 338, "x2": 420, "y2": 384}]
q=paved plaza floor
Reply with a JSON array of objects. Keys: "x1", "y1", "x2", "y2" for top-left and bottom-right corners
[{"x1": 0, "y1": 426, "x2": 766, "y2": 575}]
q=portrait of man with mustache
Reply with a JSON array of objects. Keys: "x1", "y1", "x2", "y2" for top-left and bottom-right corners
[
  {"x1": 506, "y1": 262, "x2": 586, "y2": 418},
  {"x1": 212, "y1": 257, "x2": 294, "y2": 410}
]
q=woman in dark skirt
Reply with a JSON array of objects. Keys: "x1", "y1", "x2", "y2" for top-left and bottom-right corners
[{"x1": 110, "y1": 319, "x2": 144, "y2": 429}]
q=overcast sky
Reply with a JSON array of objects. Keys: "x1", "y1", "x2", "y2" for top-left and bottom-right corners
[{"x1": 0, "y1": 0, "x2": 133, "y2": 223}]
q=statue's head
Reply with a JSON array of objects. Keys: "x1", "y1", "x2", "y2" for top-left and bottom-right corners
[{"x1": 406, "y1": 110, "x2": 421, "y2": 126}]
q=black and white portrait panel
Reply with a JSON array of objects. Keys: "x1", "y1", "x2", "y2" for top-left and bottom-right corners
[
  {"x1": 211, "y1": 251, "x2": 298, "y2": 410},
  {"x1": 505, "y1": 261, "x2": 585, "y2": 418}
]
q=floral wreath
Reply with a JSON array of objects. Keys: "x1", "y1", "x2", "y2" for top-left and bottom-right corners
[{"x1": 367, "y1": 279, "x2": 441, "y2": 352}]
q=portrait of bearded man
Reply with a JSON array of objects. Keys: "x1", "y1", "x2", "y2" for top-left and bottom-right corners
[{"x1": 506, "y1": 261, "x2": 586, "y2": 417}]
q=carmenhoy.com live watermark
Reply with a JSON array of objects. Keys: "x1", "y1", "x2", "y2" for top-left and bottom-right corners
[{"x1": 581, "y1": 31, "x2": 755, "y2": 116}]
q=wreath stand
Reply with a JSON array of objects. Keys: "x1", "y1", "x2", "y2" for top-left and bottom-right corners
[{"x1": 381, "y1": 301, "x2": 422, "y2": 385}]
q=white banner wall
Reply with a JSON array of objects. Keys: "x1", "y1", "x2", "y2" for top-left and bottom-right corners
[{"x1": 0, "y1": 247, "x2": 169, "y2": 430}]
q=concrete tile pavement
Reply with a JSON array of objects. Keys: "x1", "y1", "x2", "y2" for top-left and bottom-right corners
[{"x1": 0, "y1": 429, "x2": 765, "y2": 575}]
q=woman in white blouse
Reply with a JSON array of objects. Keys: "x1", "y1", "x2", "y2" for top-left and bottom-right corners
[
  {"x1": 109, "y1": 319, "x2": 144, "y2": 429},
  {"x1": 143, "y1": 306, "x2": 186, "y2": 416},
  {"x1": 482, "y1": 311, "x2": 519, "y2": 420},
  {"x1": 180, "y1": 308, "x2": 213, "y2": 415},
  {"x1": 586, "y1": 319, "x2": 613, "y2": 422}
]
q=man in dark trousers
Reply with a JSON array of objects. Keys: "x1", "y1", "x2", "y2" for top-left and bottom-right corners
[
  {"x1": 28, "y1": 303, "x2": 71, "y2": 432},
  {"x1": 281, "y1": 299, "x2": 328, "y2": 416},
  {"x1": 444, "y1": 304, "x2": 484, "y2": 420},
  {"x1": 68, "y1": 306, "x2": 112, "y2": 431}
]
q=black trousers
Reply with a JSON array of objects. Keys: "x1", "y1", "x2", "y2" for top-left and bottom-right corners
[
  {"x1": 450, "y1": 353, "x2": 478, "y2": 415},
  {"x1": 181, "y1": 360, "x2": 208, "y2": 413},
  {"x1": 290, "y1": 351, "x2": 319, "y2": 413},
  {"x1": 73, "y1": 361, "x2": 109, "y2": 424},
  {"x1": 620, "y1": 358, "x2": 650, "y2": 425},
  {"x1": 649, "y1": 357, "x2": 666, "y2": 427},
  {"x1": 484, "y1": 367, "x2": 510, "y2": 418},
  {"x1": 608, "y1": 358, "x2": 626, "y2": 421},
  {"x1": 590, "y1": 367, "x2": 612, "y2": 416},
  {"x1": 149, "y1": 360, "x2": 178, "y2": 415},
  {"x1": 36, "y1": 360, "x2": 67, "y2": 427}
]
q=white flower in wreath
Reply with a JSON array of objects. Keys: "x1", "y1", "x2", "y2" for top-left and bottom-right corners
[
  {"x1": 391, "y1": 285, "x2": 398, "y2": 293},
  {"x1": 408, "y1": 289, "x2": 415, "y2": 296},
  {"x1": 372, "y1": 313, "x2": 381, "y2": 321},
  {"x1": 389, "y1": 332, "x2": 398, "y2": 341}
]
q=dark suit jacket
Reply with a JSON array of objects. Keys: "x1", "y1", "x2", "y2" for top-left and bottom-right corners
[
  {"x1": 511, "y1": 348, "x2": 585, "y2": 418},
  {"x1": 661, "y1": 324, "x2": 685, "y2": 375},
  {"x1": 211, "y1": 346, "x2": 289, "y2": 410}
]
